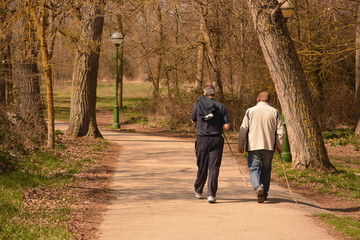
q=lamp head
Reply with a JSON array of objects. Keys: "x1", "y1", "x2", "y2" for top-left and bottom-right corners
[
  {"x1": 111, "y1": 32, "x2": 123, "y2": 46},
  {"x1": 278, "y1": 0, "x2": 294, "y2": 18}
]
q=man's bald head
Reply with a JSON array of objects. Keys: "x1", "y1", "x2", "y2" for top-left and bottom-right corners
[{"x1": 257, "y1": 91, "x2": 270, "y2": 103}]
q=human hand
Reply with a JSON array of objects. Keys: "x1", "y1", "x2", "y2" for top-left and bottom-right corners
[{"x1": 238, "y1": 146, "x2": 245, "y2": 154}]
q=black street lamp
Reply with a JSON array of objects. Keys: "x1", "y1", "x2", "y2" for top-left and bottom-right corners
[{"x1": 110, "y1": 32, "x2": 124, "y2": 129}]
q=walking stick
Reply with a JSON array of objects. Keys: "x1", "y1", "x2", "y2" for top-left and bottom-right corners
[
  {"x1": 223, "y1": 133, "x2": 248, "y2": 187},
  {"x1": 279, "y1": 155, "x2": 298, "y2": 204}
]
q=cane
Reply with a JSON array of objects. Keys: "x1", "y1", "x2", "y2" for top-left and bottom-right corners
[
  {"x1": 279, "y1": 155, "x2": 298, "y2": 204},
  {"x1": 223, "y1": 133, "x2": 248, "y2": 187}
]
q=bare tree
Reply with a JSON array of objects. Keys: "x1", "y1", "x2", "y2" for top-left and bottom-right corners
[
  {"x1": 0, "y1": 4, "x2": 6, "y2": 106},
  {"x1": 356, "y1": 4, "x2": 360, "y2": 135},
  {"x1": 152, "y1": 0, "x2": 165, "y2": 98},
  {"x1": 195, "y1": 16, "x2": 205, "y2": 91},
  {"x1": 67, "y1": 0, "x2": 106, "y2": 138},
  {"x1": 197, "y1": 0, "x2": 223, "y2": 99},
  {"x1": 246, "y1": 0, "x2": 336, "y2": 172}
]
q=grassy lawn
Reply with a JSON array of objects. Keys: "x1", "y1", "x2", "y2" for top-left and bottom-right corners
[
  {"x1": 0, "y1": 133, "x2": 109, "y2": 239},
  {"x1": 315, "y1": 214, "x2": 360, "y2": 240},
  {"x1": 273, "y1": 159, "x2": 360, "y2": 200},
  {"x1": 53, "y1": 80, "x2": 152, "y2": 123}
]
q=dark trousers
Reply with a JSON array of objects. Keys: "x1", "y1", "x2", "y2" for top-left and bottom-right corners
[{"x1": 194, "y1": 136, "x2": 224, "y2": 197}]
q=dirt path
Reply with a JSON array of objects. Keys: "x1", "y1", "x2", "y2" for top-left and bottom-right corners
[{"x1": 95, "y1": 129, "x2": 338, "y2": 240}]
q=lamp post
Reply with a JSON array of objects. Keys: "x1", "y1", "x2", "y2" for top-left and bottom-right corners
[
  {"x1": 281, "y1": 114, "x2": 292, "y2": 162},
  {"x1": 110, "y1": 32, "x2": 123, "y2": 129},
  {"x1": 278, "y1": 1, "x2": 294, "y2": 162}
]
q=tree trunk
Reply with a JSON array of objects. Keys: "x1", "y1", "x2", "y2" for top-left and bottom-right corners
[
  {"x1": 355, "y1": 5, "x2": 360, "y2": 135},
  {"x1": 4, "y1": 43, "x2": 13, "y2": 105},
  {"x1": 0, "y1": 5, "x2": 6, "y2": 106},
  {"x1": 195, "y1": 35, "x2": 205, "y2": 90},
  {"x1": 2, "y1": 4, "x2": 14, "y2": 106},
  {"x1": 0, "y1": 5, "x2": 14, "y2": 106},
  {"x1": 246, "y1": 0, "x2": 336, "y2": 172},
  {"x1": 195, "y1": 2, "x2": 206, "y2": 91},
  {"x1": 0, "y1": 59, "x2": 6, "y2": 106},
  {"x1": 28, "y1": 0, "x2": 55, "y2": 148},
  {"x1": 14, "y1": 61, "x2": 45, "y2": 128},
  {"x1": 152, "y1": 1, "x2": 164, "y2": 98},
  {"x1": 67, "y1": 0, "x2": 105, "y2": 138},
  {"x1": 12, "y1": 5, "x2": 46, "y2": 131}
]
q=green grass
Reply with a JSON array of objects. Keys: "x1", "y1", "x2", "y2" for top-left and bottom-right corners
[
  {"x1": 53, "y1": 81, "x2": 152, "y2": 123},
  {"x1": 0, "y1": 138, "x2": 107, "y2": 239},
  {"x1": 273, "y1": 158, "x2": 360, "y2": 200},
  {"x1": 323, "y1": 128, "x2": 360, "y2": 150},
  {"x1": 315, "y1": 213, "x2": 360, "y2": 240}
]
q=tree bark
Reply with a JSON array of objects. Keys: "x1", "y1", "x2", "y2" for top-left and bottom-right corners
[
  {"x1": 355, "y1": 5, "x2": 360, "y2": 135},
  {"x1": 246, "y1": 0, "x2": 336, "y2": 172},
  {"x1": 67, "y1": 0, "x2": 105, "y2": 138}
]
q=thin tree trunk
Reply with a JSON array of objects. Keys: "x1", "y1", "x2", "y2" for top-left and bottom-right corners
[
  {"x1": 246, "y1": 0, "x2": 336, "y2": 172},
  {"x1": 0, "y1": 60, "x2": 6, "y2": 106},
  {"x1": 152, "y1": 1, "x2": 164, "y2": 98},
  {"x1": 199, "y1": 2, "x2": 223, "y2": 100},
  {"x1": 4, "y1": 47, "x2": 13, "y2": 105},
  {"x1": 28, "y1": 0, "x2": 55, "y2": 148},
  {"x1": 213, "y1": 3, "x2": 223, "y2": 100},
  {"x1": 195, "y1": 37, "x2": 205, "y2": 90},
  {"x1": 355, "y1": 5, "x2": 360, "y2": 135},
  {"x1": 174, "y1": 4, "x2": 180, "y2": 96},
  {"x1": 67, "y1": 0, "x2": 105, "y2": 138},
  {"x1": 195, "y1": 3, "x2": 205, "y2": 91},
  {"x1": 0, "y1": 5, "x2": 5, "y2": 106}
]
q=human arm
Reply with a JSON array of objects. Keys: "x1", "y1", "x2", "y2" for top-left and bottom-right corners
[
  {"x1": 238, "y1": 111, "x2": 250, "y2": 153},
  {"x1": 275, "y1": 111, "x2": 285, "y2": 152},
  {"x1": 190, "y1": 103, "x2": 197, "y2": 124}
]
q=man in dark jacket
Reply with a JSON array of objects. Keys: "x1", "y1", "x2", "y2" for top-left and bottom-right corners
[{"x1": 191, "y1": 85, "x2": 230, "y2": 203}]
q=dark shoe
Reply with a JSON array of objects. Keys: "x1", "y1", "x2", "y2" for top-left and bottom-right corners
[{"x1": 257, "y1": 188, "x2": 265, "y2": 203}]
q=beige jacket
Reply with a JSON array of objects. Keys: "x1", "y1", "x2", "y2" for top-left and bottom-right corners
[{"x1": 238, "y1": 101, "x2": 284, "y2": 152}]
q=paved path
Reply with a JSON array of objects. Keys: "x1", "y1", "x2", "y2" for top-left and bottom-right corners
[
  {"x1": 55, "y1": 123, "x2": 336, "y2": 239},
  {"x1": 88, "y1": 129, "x2": 337, "y2": 240}
]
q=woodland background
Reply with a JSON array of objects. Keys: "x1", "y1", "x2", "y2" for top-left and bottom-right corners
[
  {"x1": 0, "y1": 1, "x2": 360, "y2": 238},
  {"x1": 0, "y1": 0, "x2": 359, "y2": 168}
]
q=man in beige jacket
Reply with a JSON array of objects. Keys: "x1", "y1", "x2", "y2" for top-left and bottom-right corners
[{"x1": 238, "y1": 92, "x2": 284, "y2": 203}]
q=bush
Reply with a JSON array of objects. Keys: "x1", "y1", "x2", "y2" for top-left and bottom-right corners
[{"x1": 0, "y1": 108, "x2": 46, "y2": 173}]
